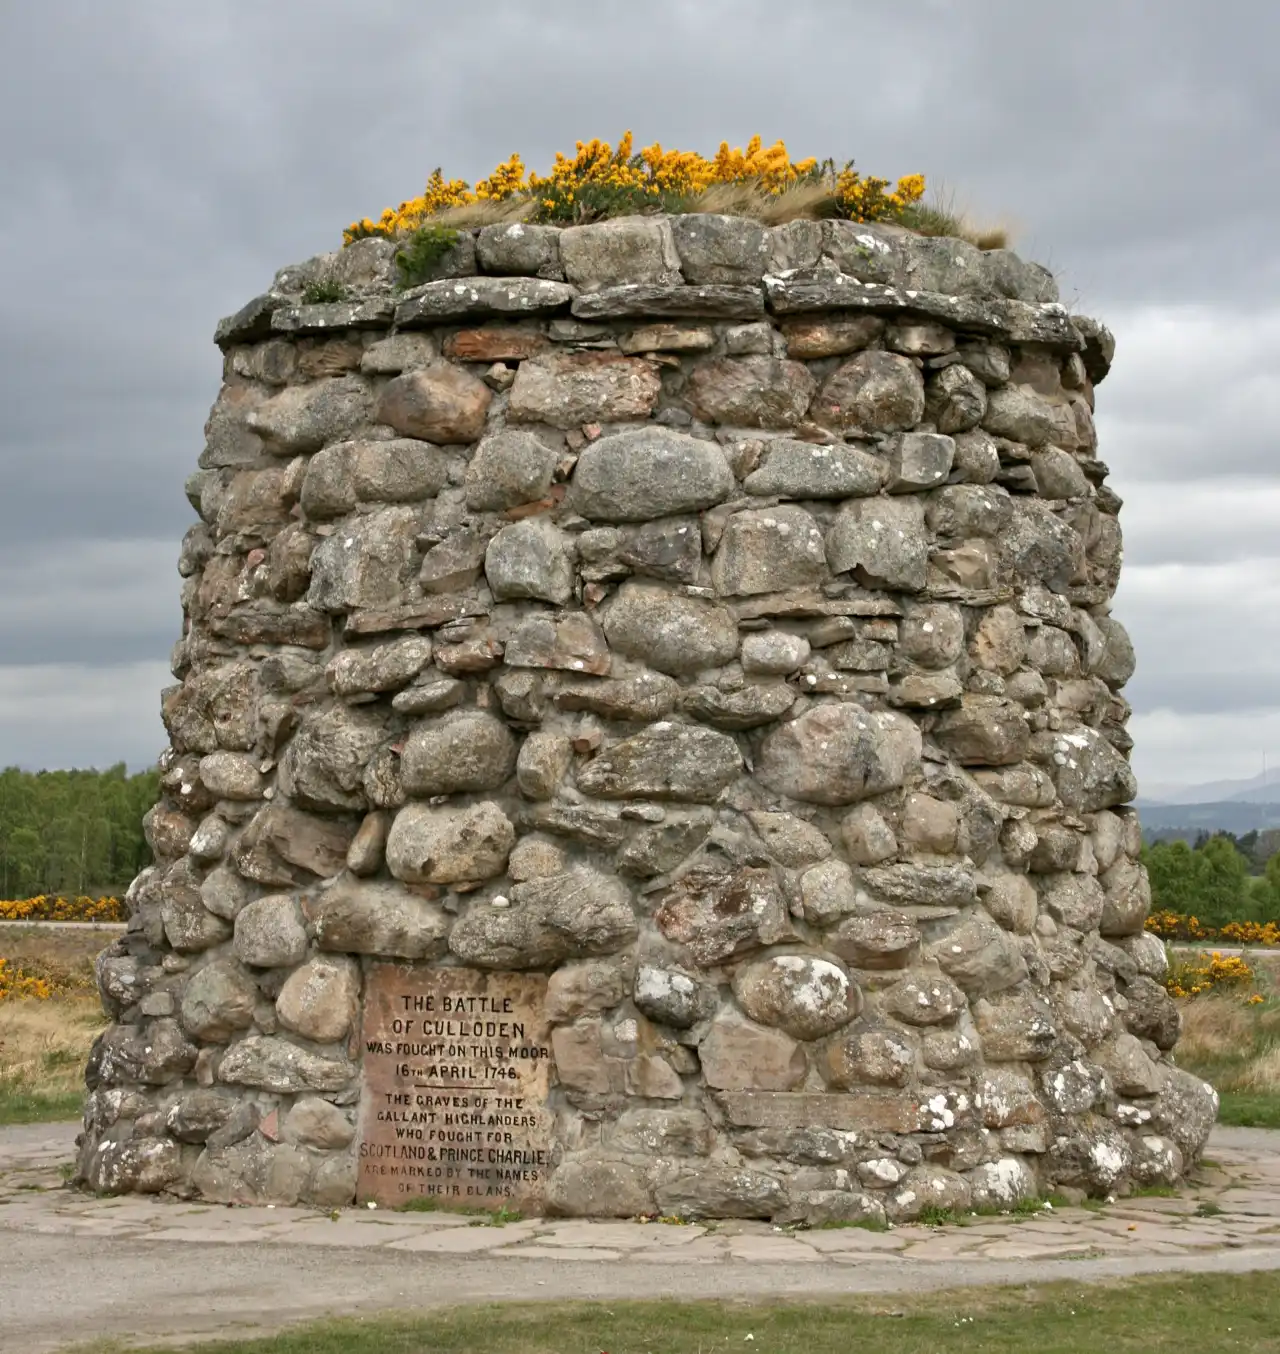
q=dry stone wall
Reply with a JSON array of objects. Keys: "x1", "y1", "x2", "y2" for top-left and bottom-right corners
[{"x1": 78, "y1": 213, "x2": 1218, "y2": 1222}]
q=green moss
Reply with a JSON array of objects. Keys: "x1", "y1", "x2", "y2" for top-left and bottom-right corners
[
  {"x1": 394, "y1": 225, "x2": 462, "y2": 288},
  {"x1": 300, "y1": 277, "x2": 347, "y2": 304}
]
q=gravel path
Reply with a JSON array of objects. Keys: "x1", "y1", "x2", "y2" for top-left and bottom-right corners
[{"x1": 4, "y1": 1121, "x2": 1280, "y2": 1352}]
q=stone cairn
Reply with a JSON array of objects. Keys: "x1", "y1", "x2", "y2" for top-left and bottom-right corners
[{"x1": 80, "y1": 212, "x2": 1217, "y2": 1223}]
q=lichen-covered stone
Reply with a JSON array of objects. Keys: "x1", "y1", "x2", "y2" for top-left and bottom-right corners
[
  {"x1": 306, "y1": 507, "x2": 419, "y2": 614},
  {"x1": 569, "y1": 428, "x2": 734, "y2": 522},
  {"x1": 509, "y1": 352, "x2": 661, "y2": 427},
  {"x1": 485, "y1": 517, "x2": 576, "y2": 604},
  {"x1": 275, "y1": 955, "x2": 361, "y2": 1042},
  {"x1": 733, "y1": 955, "x2": 859, "y2": 1041},
  {"x1": 218, "y1": 1036, "x2": 355, "y2": 1094},
  {"x1": 654, "y1": 866, "x2": 793, "y2": 967},
  {"x1": 400, "y1": 711, "x2": 517, "y2": 797},
  {"x1": 385, "y1": 801, "x2": 515, "y2": 886},
  {"x1": 826, "y1": 496, "x2": 929, "y2": 590},
  {"x1": 277, "y1": 705, "x2": 389, "y2": 813},
  {"x1": 633, "y1": 964, "x2": 716, "y2": 1029},
  {"x1": 307, "y1": 875, "x2": 450, "y2": 958},
  {"x1": 449, "y1": 868, "x2": 637, "y2": 968},
  {"x1": 180, "y1": 959, "x2": 258, "y2": 1043},
  {"x1": 464, "y1": 430, "x2": 558, "y2": 511},
  {"x1": 603, "y1": 581, "x2": 739, "y2": 675},
  {"x1": 711, "y1": 505, "x2": 827, "y2": 597},
  {"x1": 821, "y1": 1021, "x2": 915, "y2": 1087},
  {"x1": 233, "y1": 895, "x2": 309, "y2": 969},
  {"x1": 670, "y1": 213, "x2": 769, "y2": 284},
  {"x1": 576, "y1": 722, "x2": 741, "y2": 802},
  {"x1": 742, "y1": 439, "x2": 885, "y2": 499},
  {"x1": 245, "y1": 376, "x2": 372, "y2": 453},
  {"x1": 559, "y1": 217, "x2": 680, "y2": 289},
  {"x1": 302, "y1": 438, "x2": 448, "y2": 518},
  {"x1": 811, "y1": 351, "x2": 925, "y2": 433},
  {"x1": 758, "y1": 705, "x2": 921, "y2": 805}
]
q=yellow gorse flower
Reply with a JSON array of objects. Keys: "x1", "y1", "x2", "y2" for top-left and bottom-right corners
[
  {"x1": 1145, "y1": 911, "x2": 1280, "y2": 947},
  {"x1": 0, "y1": 895, "x2": 127, "y2": 923},
  {"x1": 1163, "y1": 950, "x2": 1258, "y2": 1000},
  {"x1": 0, "y1": 956, "x2": 55, "y2": 1002},
  {"x1": 343, "y1": 133, "x2": 925, "y2": 243}
]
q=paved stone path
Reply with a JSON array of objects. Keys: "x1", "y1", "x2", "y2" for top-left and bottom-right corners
[{"x1": 5, "y1": 1121, "x2": 1280, "y2": 1351}]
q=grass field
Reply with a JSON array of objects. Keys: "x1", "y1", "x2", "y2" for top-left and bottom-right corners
[
  {"x1": 1177, "y1": 991, "x2": 1280, "y2": 1128},
  {"x1": 82, "y1": 1274, "x2": 1280, "y2": 1354},
  {"x1": 0, "y1": 924, "x2": 110, "y2": 1125},
  {"x1": 0, "y1": 995, "x2": 103, "y2": 1125}
]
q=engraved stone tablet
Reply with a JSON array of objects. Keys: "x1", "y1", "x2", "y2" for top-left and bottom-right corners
[{"x1": 356, "y1": 965, "x2": 553, "y2": 1211}]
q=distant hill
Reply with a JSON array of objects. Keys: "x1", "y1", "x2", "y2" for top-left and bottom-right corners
[
  {"x1": 1141, "y1": 772, "x2": 1280, "y2": 806},
  {"x1": 1139, "y1": 799, "x2": 1280, "y2": 840}
]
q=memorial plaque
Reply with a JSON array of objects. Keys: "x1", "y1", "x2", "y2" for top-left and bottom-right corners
[{"x1": 356, "y1": 964, "x2": 553, "y2": 1211}]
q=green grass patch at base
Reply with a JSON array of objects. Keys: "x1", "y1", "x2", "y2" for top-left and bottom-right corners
[
  {"x1": 1216, "y1": 1090, "x2": 1280, "y2": 1128},
  {"x1": 0, "y1": 1087, "x2": 83, "y2": 1126},
  {"x1": 85, "y1": 1274, "x2": 1280, "y2": 1354}
]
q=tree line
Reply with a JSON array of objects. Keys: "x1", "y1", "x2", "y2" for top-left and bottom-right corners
[
  {"x1": 0, "y1": 765, "x2": 159, "y2": 898},
  {"x1": 1144, "y1": 833, "x2": 1280, "y2": 928}
]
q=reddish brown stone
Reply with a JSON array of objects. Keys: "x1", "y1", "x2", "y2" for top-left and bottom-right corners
[
  {"x1": 443, "y1": 328, "x2": 552, "y2": 362},
  {"x1": 296, "y1": 337, "x2": 364, "y2": 379}
]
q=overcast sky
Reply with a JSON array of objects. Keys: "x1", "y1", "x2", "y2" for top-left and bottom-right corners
[{"x1": 1, "y1": 1, "x2": 1275, "y2": 793}]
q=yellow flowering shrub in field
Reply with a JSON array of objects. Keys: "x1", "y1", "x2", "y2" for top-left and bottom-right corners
[
  {"x1": 1146, "y1": 911, "x2": 1280, "y2": 946},
  {"x1": 343, "y1": 132, "x2": 924, "y2": 242},
  {"x1": 0, "y1": 958, "x2": 53, "y2": 1002},
  {"x1": 0, "y1": 896, "x2": 127, "y2": 923},
  {"x1": 1220, "y1": 920, "x2": 1280, "y2": 946},
  {"x1": 1164, "y1": 951, "x2": 1256, "y2": 1000}
]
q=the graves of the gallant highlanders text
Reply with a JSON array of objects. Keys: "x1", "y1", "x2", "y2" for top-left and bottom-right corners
[{"x1": 356, "y1": 965, "x2": 553, "y2": 1211}]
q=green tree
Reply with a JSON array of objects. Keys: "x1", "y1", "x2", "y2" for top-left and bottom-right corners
[
  {"x1": 1195, "y1": 835, "x2": 1253, "y2": 926},
  {"x1": 1144, "y1": 834, "x2": 1256, "y2": 926},
  {"x1": 0, "y1": 764, "x2": 159, "y2": 897}
]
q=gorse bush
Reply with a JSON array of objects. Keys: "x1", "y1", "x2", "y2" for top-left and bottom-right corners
[
  {"x1": 343, "y1": 132, "x2": 926, "y2": 243},
  {"x1": 1163, "y1": 951, "x2": 1257, "y2": 1001},
  {"x1": 0, "y1": 895, "x2": 126, "y2": 923},
  {"x1": 1145, "y1": 911, "x2": 1280, "y2": 946},
  {"x1": 0, "y1": 958, "x2": 53, "y2": 1002}
]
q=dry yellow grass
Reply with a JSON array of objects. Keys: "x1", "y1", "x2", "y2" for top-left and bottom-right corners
[
  {"x1": 1178, "y1": 993, "x2": 1269, "y2": 1061},
  {"x1": 1175, "y1": 991, "x2": 1280, "y2": 1126},
  {"x1": 683, "y1": 178, "x2": 836, "y2": 224},
  {"x1": 1235, "y1": 1044, "x2": 1280, "y2": 1091},
  {"x1": 429, "y1": 197, "x2": 535, "y2": 229},
  {"x1": 0, "y1": 994, "x2": 104, "y2": 1124}
]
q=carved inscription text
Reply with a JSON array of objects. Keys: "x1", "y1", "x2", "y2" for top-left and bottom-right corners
[{"x1": 356, "y1": 965, "x2": 552, "y2": 1211}]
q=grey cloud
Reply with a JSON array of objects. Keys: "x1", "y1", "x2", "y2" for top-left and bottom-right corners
[
  {"x1": 0, "y1": 542, "x2": 179, "y2": 667},
  {"x1": 1098, "y1": 308, "x2": 1280, "y2": 483},
  {"x1": 0, "y1": 1, "x2": 1277, "y2": 776},
  {"x1": 0, "y1": 662, "x2": 170, "y2": 771},
  {"x1": 1117, "y1": 482, "x2": 1280, "y2": 566}
]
